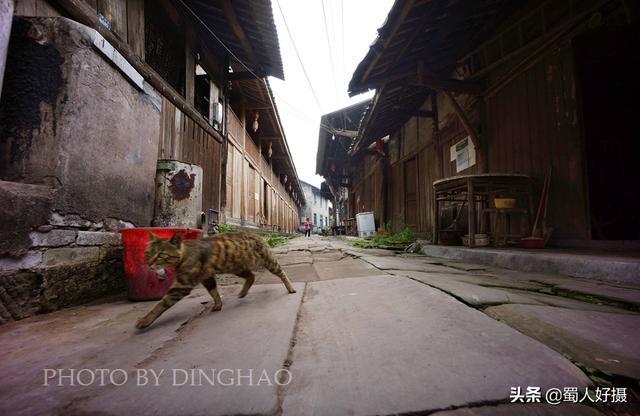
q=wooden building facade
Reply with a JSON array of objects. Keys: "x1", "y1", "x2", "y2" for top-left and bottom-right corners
[
  {"x1": 320, "y1": 0, "x2": 639, "y2": 246},
  {"x1": 9, "y1": 0, "x2": 303, "y2": 231},
  {"x1": 224, "y1": 78, "x2": 303, "y2": 233}
]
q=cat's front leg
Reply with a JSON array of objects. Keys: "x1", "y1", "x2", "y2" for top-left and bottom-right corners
[
  {"x1": 135, "y1": 285, "x2": 192, "y2": 329},
  {"x1": 202, "y1": 276, "x2": 223, "y2": 312}
]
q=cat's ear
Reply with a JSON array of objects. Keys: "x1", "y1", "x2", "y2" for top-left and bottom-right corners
[
  {"x1": 147, "y1": 230, "x2": 158, "y2": 241},
  {"x1": 169, "y1": 232, "x2": 183, "y2": 245}
]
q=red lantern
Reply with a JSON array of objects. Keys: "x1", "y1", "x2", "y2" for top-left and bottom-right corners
[{"x1": 267, "y1": 142, "x2": 272, "y2": 158}]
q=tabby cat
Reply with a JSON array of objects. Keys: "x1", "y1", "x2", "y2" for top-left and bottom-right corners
[{"x1": 136, "y1": 231, "x2": 296, "y2": 329}]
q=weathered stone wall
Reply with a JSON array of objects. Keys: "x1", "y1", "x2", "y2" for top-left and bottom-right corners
[
  {"x1": 0, "y1": 0, "x2": 13, "y2": 96},
  {"x1": 0, "y1": 17, "x2": 162, "y2": 323},
  {"x1": 0, "y1": 211, "x2": 126, "y2": 323},
  {"x1": 0, "y1": 17, "x2": 160, "y2": 224}
]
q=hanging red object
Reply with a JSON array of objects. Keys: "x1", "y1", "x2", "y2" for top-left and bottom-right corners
[
  {"x1": 267, "y1": 141, "x2": 272, "y2": 158},
  {"x1": 330, "y1": 162, "x2": 337, "y2": 172}
]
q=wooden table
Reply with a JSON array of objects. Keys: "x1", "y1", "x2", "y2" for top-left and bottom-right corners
[{"x1": 433, "y1": 174, "x2": 533, "y2": 247}]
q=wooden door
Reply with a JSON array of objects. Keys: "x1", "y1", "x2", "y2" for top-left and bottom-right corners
[
  {"x1": 404, "y1": 158, "x2": 418, "y2": 229},
  {"x1": 232, "y1": 147, "x2": 242, "y2": 219},
  {"x1": 247, "y1": 167, "x2": 255, "y2": 223}
]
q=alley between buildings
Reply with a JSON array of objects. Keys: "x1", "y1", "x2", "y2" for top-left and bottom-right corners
[{"x1": 1, "y1": 236, "x2": 638, "y2": 416}]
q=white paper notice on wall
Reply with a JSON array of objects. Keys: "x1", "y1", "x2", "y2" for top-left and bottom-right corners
[
  {"x1": 451, "y1": 136, "x2": 476, "y2": 173},
  {"x1": 255, "y1": 192, "x2": 260, "y2": 200}
]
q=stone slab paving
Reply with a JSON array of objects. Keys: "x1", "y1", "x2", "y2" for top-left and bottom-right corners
[
  {"x1": 255, "y1": 263, "x2": 321, "y2": 284},
  {"x1": 431, "y1": 403, "x2": 604, "y2": 415},
  {"x1": 312, "y1": 250, "x2": 345, "y2": 262},
  {"x1": 501, "y1": 289, "x2": 638, "y2": 314},
  {"x1": 3, "y1": 235, "x2": 639, "y2": 415},
  {"x1": 481, "y1": 268, "x2": 640, "y2": 306},
  {"x1": 360, "y1": 255, "x2": 466, "y2": 273},
  {"x1": 277, "y1": 251, "x2": 313, "y2": 266},
  {"x1": 281, "y1": 276, "x2": 591, "y2": 416},
  {"x1": 342, "y1": 248, "x2": 399, "y2": 258},
  {"x1": 76, "y1": 283, "x2": 304, "y2": 416},
  {"x1": 0, "y1": 287, "x2": 212, "y2": 416},
  {"x1": 386, "y1": 270, "x2": 544, "y2": 306},
  {"x1": 552, "y1": 280, "x2": 640, "y2": 306},
  {"x1": 440, "y1": 261, "x2": 490, "y2": 271},
  {"x1": 313, "y1": 256, "x2": 382, "y2": 280},
  {"x1": 486, "y1": 304, "x2": 640, "y2": 379},
  {"x1": 0, "y1": 284, "x2": 304, "y2": 416}
]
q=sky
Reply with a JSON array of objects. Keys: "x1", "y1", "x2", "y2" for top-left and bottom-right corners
[{"x1": 269, "y1": 0, "x2": 394, "y2": 188}]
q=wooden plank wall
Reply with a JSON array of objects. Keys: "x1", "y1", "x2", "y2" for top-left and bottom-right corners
[
  {"x1": 377, "y1": 95, "x2": 480, "y2": 238},
  {"x1": 158, "y1": 96, "x2": 222, "y2": 213},
  {"x1": 485, "y1": 45, "x2": 588, "y2": 239},
  {"x1": 362, "y1": 46, "x2": 588, "y2": 241},
  {"x1": 14, "y1": 0, "x2": 61, "y2": 16},
  {"x1": 225, "y1": 108, "x2": 299, "y2": 232}
]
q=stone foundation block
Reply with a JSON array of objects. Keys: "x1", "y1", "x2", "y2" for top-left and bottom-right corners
[{"x1": 29, "y1": 229, "x2": 76, "y2": 247}]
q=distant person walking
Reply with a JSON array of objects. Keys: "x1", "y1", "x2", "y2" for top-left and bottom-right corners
[{"x1": 304, "y1": 218, "x2": 312, "y2": 237}]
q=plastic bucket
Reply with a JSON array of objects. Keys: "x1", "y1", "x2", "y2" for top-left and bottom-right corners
[{"x1": 119, "y1": 227, "x2": 202, "y2": 300}]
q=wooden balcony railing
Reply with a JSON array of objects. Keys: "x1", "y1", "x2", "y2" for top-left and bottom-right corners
[{"x1": 227, "y1": 108, "x2": 245, "y2": 148}]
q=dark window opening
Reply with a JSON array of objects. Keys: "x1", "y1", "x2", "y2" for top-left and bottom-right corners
[
  {"x1": 195, "y1": 64, "x2": 210, "y2": 119},
  {"x1": 144, "y1": 2, "x2": 185, "y2": 95},
  {"x1": 194, "y1": 62, "x2": 223, "y2": 131}
]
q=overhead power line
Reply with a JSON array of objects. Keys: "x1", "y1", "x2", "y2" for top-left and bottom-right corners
[
  {"x1": 341, "y1": 0, "x2": 346, "y2": 90},
  {"x1": 177, "y1": 0, "x2": 338, "y2": 138},
  {"x1": 274, "y1": 0, "x2": 325, "y2": 114},
  {"x1": 321, "y1": 0, "x2": 340, "y2": 103}
]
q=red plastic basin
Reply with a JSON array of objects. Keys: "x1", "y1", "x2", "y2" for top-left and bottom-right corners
[{"x1": 119, "y1": 227, "x2": 202, "y2": 300}]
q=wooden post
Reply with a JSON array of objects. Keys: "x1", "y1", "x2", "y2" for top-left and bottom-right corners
[
  {"x1": 433, "y1": 188, "x2": 439, "y2": 244},
  {"x1": 440, "y1": 90, "x2": 480, "y2": 151},
  {"x1": 126, "y1": 0, "x2": 144, "y2": 59},
  {"x1": 468, "y1": 179, "x2": 476, "y2": 247},
  {"x1": 185, "y1": 42, "x2": 195, "y2": 107}
]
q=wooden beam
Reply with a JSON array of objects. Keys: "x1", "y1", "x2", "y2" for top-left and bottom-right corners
[
  {"x1": 227, "y1": 71, "x2": 262, "y2": 81},
  {"x1": 219, "y1": 0, "x2": 258, "y2": 66},
  {"x1": 416, "y1": 110, "x2": 436, "y2": 118},
  {"x1": 439, "y1": 90, "x2": 480, "y2": 150},
  {"x1": 413, "y1": 73, "x2": 484, "y2": 95},
  {"x1": 360, "y1": 0, "x2": 416, "y2": 84},
  {"x1": 362, "y1": 70, "x2": 484, "y2": 95}
]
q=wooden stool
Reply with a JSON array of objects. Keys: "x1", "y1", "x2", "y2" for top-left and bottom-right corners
[{"x1": 483, "y1": 208, "x2": 529, "y2": 246}]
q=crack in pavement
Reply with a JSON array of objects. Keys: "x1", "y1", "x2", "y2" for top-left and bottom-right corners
[
  {"x1": 134, "y1": 303, "x2": 210, "y2": 369},
  {"x1": 273, "y1": 282, "x2": 308, "y2": 416}
]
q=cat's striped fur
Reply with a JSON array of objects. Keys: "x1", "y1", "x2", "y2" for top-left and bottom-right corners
[{"x1": 136, "y1": 231, "x2": 295, "y2": 329}]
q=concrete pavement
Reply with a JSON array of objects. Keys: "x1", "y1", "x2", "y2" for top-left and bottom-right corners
[{"x1": 0, "y1": 235, "x2": 638, "y2": 415}]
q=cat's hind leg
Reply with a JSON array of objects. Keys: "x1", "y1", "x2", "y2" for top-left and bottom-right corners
[
  {"x1": 265, "y1": 258, "x2": 296, "y2": 294},
  {"x1": 236, "y1": 270, "x2": 255, "y2": 298},
  {"x1": 135, "y1": 284, "x2": 192, "y2": 329},
  {"x1": 202, "y1": 276, "x2": 222, "y2": 311}
]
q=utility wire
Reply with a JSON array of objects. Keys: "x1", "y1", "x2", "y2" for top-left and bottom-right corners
[
  {"x1": 274, "y1": 0, "x2": 325, "y2": 114},
  {"x1": 321, "y1": 0, "x2": 340, "y2": 103},
  {"x1": 341, "y1": 0, "x2": 346, "y2": 91},
  {"x1": 177, "y1": 0, "x2": 336, "y2": 138}
]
